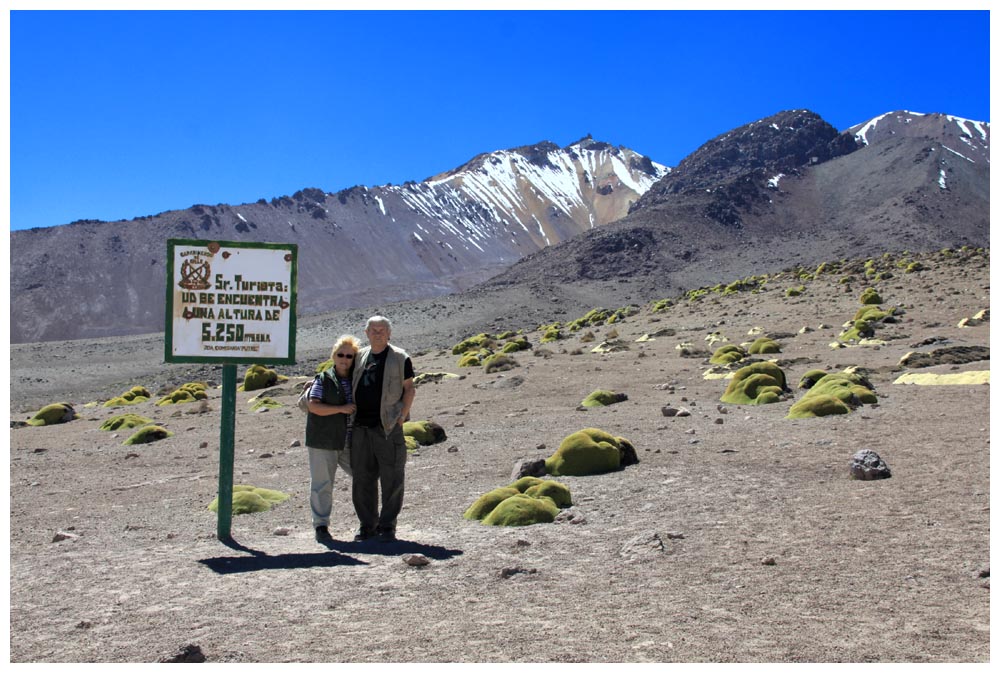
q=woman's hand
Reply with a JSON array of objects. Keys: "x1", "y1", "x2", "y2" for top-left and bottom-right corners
[{"x1": 339, "y1": 403, "x2": 357, "y2": 415}]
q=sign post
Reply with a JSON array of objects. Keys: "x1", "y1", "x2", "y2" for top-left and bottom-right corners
[{"x1": 164, "y1": 239, "x2": 297, "y2": 540}]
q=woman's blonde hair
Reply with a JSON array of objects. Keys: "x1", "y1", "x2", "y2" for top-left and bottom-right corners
[{"x1": 330, "y1": 334, "x2": 362, "y2": 360}]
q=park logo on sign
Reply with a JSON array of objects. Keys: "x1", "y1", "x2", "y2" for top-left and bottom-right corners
[{"x1": 178, "y1": 250, "x2": 213, "y2": 291}]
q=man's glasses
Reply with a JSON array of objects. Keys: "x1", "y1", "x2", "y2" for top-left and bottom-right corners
[{"x1": 335, "y1": 353, "x2": 354, "y2": 359}]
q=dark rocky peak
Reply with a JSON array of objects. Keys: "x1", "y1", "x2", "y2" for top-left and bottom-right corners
[
  {"x1": 660, "y1": 110, "x2": 856, "y2": 194},
  {"x1": 565, "y1": 134, "x2": 616, "y2": 153},
  {"x1": 848, "y1": 111, "x2": 990, "y2": 159},
  {"x1": 511, "y1": 140, "x2": 561, "y2": 169},
  {"x1": 629, "y1": 109, "x2": 858, "y2": 222}
]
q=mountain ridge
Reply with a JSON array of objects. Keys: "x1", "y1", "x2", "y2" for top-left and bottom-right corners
[{"x1": 10, "y1": 137, "x2": 668, "y2": 342}]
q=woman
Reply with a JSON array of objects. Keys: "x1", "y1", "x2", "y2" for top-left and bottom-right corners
[{"x1": 305, "y1": 334, "x2": 360, "y2": 542}]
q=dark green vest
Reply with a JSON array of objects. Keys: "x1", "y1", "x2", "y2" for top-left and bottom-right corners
[{"x1": 304, "y1": 368, "x2": 350, "y2": 450}]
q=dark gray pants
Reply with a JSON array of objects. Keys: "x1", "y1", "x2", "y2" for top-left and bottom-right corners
[{"x1": 350, "y1": 424, "x2": 406, "y2": 534}]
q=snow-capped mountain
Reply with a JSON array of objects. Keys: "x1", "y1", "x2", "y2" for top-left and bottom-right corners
[
  {"x1": 485, "y1": 109, "x2": 990, "y2": 300},
  {"x1": 9, "y1": 138, "x2": 668, "y2": 342}
]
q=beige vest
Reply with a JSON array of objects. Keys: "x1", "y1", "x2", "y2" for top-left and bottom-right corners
[{"x1": 352, "y1": 343, "x2": 409, "y2": 436}]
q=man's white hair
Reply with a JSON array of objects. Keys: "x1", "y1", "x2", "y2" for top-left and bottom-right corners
[{"x1": 365, "y1": 315, "x2": 392, "y2": 332}]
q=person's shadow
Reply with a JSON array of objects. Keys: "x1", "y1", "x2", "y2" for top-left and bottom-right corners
[{"x1": 197, "y1": 535, "x2": 462, "y2": 575}]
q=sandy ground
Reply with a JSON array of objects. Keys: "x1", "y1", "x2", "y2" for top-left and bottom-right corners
[{"x1": 8, "y1": 250, "x2": 991, "y2": 662}]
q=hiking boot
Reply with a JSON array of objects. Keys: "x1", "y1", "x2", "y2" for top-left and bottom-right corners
[
  {"x1": 375, "y1": 527, "x2": 396, "y2": 542},
  {"x1": 353, "y1": 527, "x2": 375, "y2": 541},
  {"x1": 315, "y1": 525, "x2": 332, "y2": 542}
]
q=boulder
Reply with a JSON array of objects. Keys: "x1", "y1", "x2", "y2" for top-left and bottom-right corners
[{"x1": 849, "y1": 449, "x2": 891, "y2": 480}]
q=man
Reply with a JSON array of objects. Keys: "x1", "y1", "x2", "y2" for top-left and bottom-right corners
[{"x1": 349, "y1": 315, "x2": 415, "y2": 542}]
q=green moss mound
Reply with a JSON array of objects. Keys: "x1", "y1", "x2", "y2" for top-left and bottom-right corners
[
  {"x1": 785, "y1": 286, "x2": 805, "y2": 297},
  {"x1": 100, "y1": 413, "x2": 153, "y2": 431},
  {"x1": 240, "y1": 364, "x2": 286, "y2": 392},
  {"x1": 156, "y1": 382, "x2": 209, "y2": 406},
  {"x1": 524, "y1": 480, "x2": 572, "y2": 507},
  {"x1": 463, "y1": 487, "x2": 521, "y2": 520},
  {"x1": 540, "y1": 327, "x2": 562, "y2": 344},
  {"x1": 650, "y1": 299, "x2": 672, "y2": 313},
  {"x1": 787, "y1": 394, "x2": 852, "y2": 419},
  {"x1": 581, "y1": 389, "x2": 627, "y2": 408},
  {"x1": 483, "y1": 353, "x2": 518, "y2": 373},
  {"x1": 26, "y1": 403, "x2": 78, "y2": 426},
  {"x1": 457, "y1": 353, "x2": 482, "y2": 367},
  {"x1": 859, "y1": 288, "x2": 883, "y2": 305},
  {"x1": 710, "y1": 344, "x2": 747, "y2": 365},
  {"x1": 103, "y1": 386, "x2": 153, "y2": 407},
  {"x1": 123, "y1": 425, "x2": 174, "y2": 445},
  {"x1": 403, "y1": 420, "x2": 447, "y2": 445},
  {"x1": 787, "y1": 372, "x2": 877, "y2": 419},
  {"x1": 798, "y1": 369, "x2": 829, "y2": 389},
  {"x1": 809, "y1": 373, "x2": 877, "y2": 405},
  {"x1": 452, "y1": 333, "x2": 495, "y2": 355},
  {"x1": 508, "y1": 476, "x2": 546, "y2": 493},
  {"x1": 748, "y1": 337, "x2": 781, "y2": 355},
  {"x1": 720, "y1": 362, "x2": 787, "y2": 405},
  {"x1": 500, "y1": 336, "x2": 530, "y2": 353},
  {"x1": 545, "y1": 428, "x2": 635, "y2": 476},
  {"x1": 482, "y1": 493, "x2": 560, "y2": 527},
  {"x1": 404, "y1": 436, "x2": 420, "y2": 453},
  {"x1": 207, "y1": 484, "x2": 291, "y2": 515},
  {"x1": 249, "y1": 397, "x2": 282, "y2": 411}
]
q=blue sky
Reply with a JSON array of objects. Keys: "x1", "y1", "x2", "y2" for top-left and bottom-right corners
[{"x1": 9, "y1": 9, "x2": 991, "y2": 231}]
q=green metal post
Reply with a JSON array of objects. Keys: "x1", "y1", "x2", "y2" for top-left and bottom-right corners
[{"x1": 217, "y1": 364, "x2": 238, "y2": 540}]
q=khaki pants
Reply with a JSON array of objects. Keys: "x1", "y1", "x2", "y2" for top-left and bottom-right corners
[
  {"x1": 308, "y1": 447, "x2": 352, "y2": 528},
  {"x1": 350, "y1": 424, "x2": 406, "y2": 534}
]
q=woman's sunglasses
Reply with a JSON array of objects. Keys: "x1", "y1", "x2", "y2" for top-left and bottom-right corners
[{"x1": 335, "y1": 353, "x2": 355, "y2": 359}]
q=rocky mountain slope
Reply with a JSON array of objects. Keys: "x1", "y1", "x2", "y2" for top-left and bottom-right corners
[
  {"x1": 9, "y1": 138, "x2": 668, "y2": 343},
  {"x1": 482, "y1": 110, "x2": 989, "y2": 308}
]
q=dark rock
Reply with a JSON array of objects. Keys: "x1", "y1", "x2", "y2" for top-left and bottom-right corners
[
  {"x1": 158, "y1": 644, "x2": 206, "y2": 663},
  {"x1": 511, "y1": 458, "x2": 547, "y2": 480},
  {"x1": 850, "y1": 449, "x2": 891, "y2": 480}
]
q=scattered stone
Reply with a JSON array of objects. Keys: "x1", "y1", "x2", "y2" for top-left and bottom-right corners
[
  {"x1": 850, "y1": 449, "x2": 891, "y2": 480},
  {"x1": 978, "y1": 569, "x2": 990, "y2": 578},
  {"x1": 158, "y1": 644, "x2": 207, "y2": 663},
  {"x1": 761, "y1": 557, "x2": 777, "y2": 566},
  {"x1": 720, "y1": 449, "x2": 737, "y2": 454},
  {"x1": 620, "y1": 531, "x2": 667, "y2": 561},
  {"x1": 52, "y1": 531, "x2": 78, "y2": 543},
  {"x1": 258, "y1": 452, "x2": 274, "y2": 459},
  {"x1": 124, "y1": 453, "x2": 140, "y2": 459},
  {"x1": 33, "y1": 448, "x2": 47, "y2": 454},
  {"x1": 898, "y1": 346, "x2": 990, "y2": 369},
  {"x1": 555, "y1": 510, "x2": 586, "y2": 525},
  {"x1": 515, "y1": 539, "x2": 531, "y2": 547},
  {"x1": 536, "y1": 444, "x2": 546, "y2": 451},
  {"x1": 714, "y1": 418, "x2": 724, "y2": 425},
  {"x1": 665, "y1": 532, "x2": 685, "y2": 540},
  {"x1": 447, "y1": 446, "x2": 459, "y2": 453},
  {"x1": 454, "y1": 421, "x2": 464, "y2": 428},
  {"x1": 199, "y1": 441, "x2": 209, "y2": 449},
  {"x1": 510, "y1": 458, "x2": 547, "y2": 480},
  {"x1": 685, "y1": 429, "x2": 696, "y2": 435},
  {"x1": 717, "y1": 405, "x2": 728, "y2": 414},
  {"x1": 402, "y1": 553, "x2": 431, "y2": 567},
  {"x1": 289, "y1": 439, "x2": 301, "y2": 448},
  {"x1": 75, "y1": 620, "x2": 93, "y2": 629},
  {"x1": 499, "y1": 566, "x2": 537, "y2": 578},
  {"x1": 272, "y1": 527, "x2": 291, "y2": 536}
]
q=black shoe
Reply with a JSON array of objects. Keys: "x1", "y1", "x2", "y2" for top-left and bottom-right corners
[
  {"x1": 353, "y1": 527, "x2": 375, "y2": 541},
  {"x1": 315, "y1": 525, "x2": 332, "y2": 542},
  {"x1": 375, "y1": 527, "x2": 396, "y2": 542}
]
